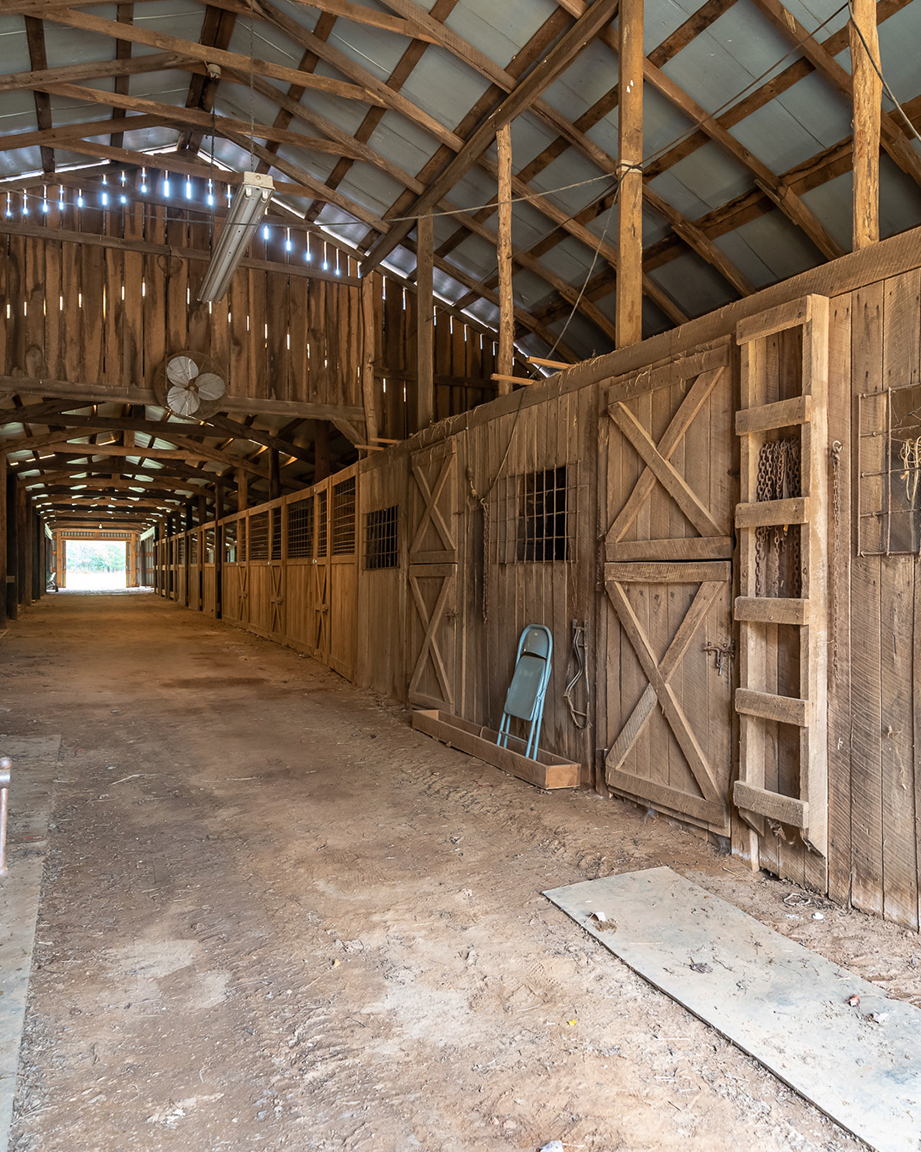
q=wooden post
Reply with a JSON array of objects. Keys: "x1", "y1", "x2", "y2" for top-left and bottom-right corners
[
  {"x1": 496, "y1": 124, "x2": 514, "y2": 393},
  {"x1": 314, "y1": 422, "x2": 330, "y2": 483},
  {"x1": 6, "y1": 474, "x2": 18, "y2": 620},
  {"x1": 17, "y1": 485, "x2": 29, "y2": 608},
  {"x1": 185, "y1": 502, "x2": 194, "y2": 532},
  {"x1": 415, "y1": 213, "x2": 435, "y2": 430},
  {"x1": 850, "y1": 0, "x2": 881, "y2": 249},
  {"x1": 31, "y1": 509, "x2": 41, "y2": 601},
  {"x1": 0, "y1": 454, "x2": 6, "y2": 628},
  {"x1": 269, "y1": 448, "x2": 281, "y2": 503},
  {"x1": 236, "y1": 467, "x2": 248, "y2": 513},
  {"x1": 197, "y1": 492, "x2": 207, "y2": 525},
  {"x1": 616, "y1": 0, "x2": 644, "y2": 348},
  {"x1": 214, "y1": 478, "x2": 224, "y2": 524},
  {"x1": 360, "y1": 275, "x2": 380, "y2": 445}
]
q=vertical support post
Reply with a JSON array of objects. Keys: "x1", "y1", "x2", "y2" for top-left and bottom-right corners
[
  {"x1": 314, "y1": 422, "x2": 330, "y2": 483},
  {"x1": 5, "y1": 473, "x2": 16, "y2": 620},
  {"x1": 360, "y1": 275, "x2": 379, "y2": 444},
  {"x1": 616, "y1": 0, "x2": 644, "y2": 349},
  {"x1": 0, "y1": 453, "x2": 6, "y2": 629},
  {"x1": 17, "y1": 484, "x2": 29, "y2": 609},
  {"x1": 269, "y1": 448, "x2": 281, "y2": 503},
  {"x1": 197, "y1": 492, "x2": 207, "y2": 525},
  {"x1": 496, "y1": 123, "x2": 514, "y2": 393},
  {"x1": 214, "y1": 478, "x2": 224, "y2": 525},
  {"x1": 236, "y1": 467, "x2": 248, "y2": 514},
  {"x1": 415, "y1": 213, "x2": 435, "y2": 430},
  {"x1": 850, "y1": 0, "x2": 881, "y2": 250}
]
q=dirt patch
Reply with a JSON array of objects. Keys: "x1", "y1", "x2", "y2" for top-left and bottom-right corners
[{"x1": 3, "y1": 593, "x2": 918, "y2": 1151}]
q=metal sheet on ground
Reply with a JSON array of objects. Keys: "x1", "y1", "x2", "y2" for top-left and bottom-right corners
[
  {"x1": 544, "y1": 867, "x2": 921, "y2": 1152},
  {"x1": 0, "y1": 736, "x2": 59, "y2": 1152}
]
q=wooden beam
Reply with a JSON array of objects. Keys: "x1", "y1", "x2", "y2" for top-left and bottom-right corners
[
  {"x1": 415, "y1": 213, "x2": 434, "y2": 430},
  {"x1": 34, "y1": 7, "x2": 387, "y2": 106},
  {"x1": 0, "y1": 51, "x2": 194, "y2": 95},
  {"x1": 496, "y1": 124, "x2": 514, "y2": 390},
  {"x1": 850, "y1": 0, "x2": 882, "y2": 249},
  {"x1": 361, "y1": 0, "x2": 620, "y2": 273},
  {"x1": 23, "y1": 15, "x2": 55, "y2": 173},
  {"x1": 360, "y1": 276, "x2": 379, "y2": 444},
  {"x1": 617, "y1": 0, "x2": 644, "y2": 347},
  {"x1": 0, "y1": 377, "x2": 366, "y2": 422},
  {"x1": 289, "y1": 0, "x2": 439, "y2": 41},
  {"x1": 32, "y1": 82, "x2": 370, "y2": 158}
]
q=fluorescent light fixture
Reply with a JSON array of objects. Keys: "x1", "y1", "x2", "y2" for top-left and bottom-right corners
[{"x1": 198, "y1": 172, "x2": 274, "y2": 304}]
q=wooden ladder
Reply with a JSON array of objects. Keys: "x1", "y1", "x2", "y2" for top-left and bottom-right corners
[{"x1": 734, "y1": 294, "x2": 829, "y2": 856}]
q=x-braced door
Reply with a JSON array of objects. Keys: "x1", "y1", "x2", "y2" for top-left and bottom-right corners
[
  {"x1": 601, "y1": 342, "x2": 734, "y2": 834},
  {"x1": 269, "y1": 507, "x2": 285, "y2": 639},
  {"x1": 312, "y1": 486, "x2": 331, "y2": 662},
  {"x1": 408, "y1": 440, "x2": 461, "y2": 713}
]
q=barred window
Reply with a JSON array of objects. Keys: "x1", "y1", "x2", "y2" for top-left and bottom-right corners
[
  {"x1": 189, "y1": 532, "x2": 199, "y2": 564},
  {"x1": 177, "y1": 535, "x2": 187, "y2": 563},
  {"x1": 224, "y1": 520, "x2": 238, "y2": 563},
  {"x1": 317, "y1": 490, "x2": 328, "y2": 558},
  {"x1": 204, "y1": 526, "x2": 216, "y2": 564},
  {"x1": 365, "y1": 505, "x2": 399, "y2": 569},
  {"x1": 271, "y1": 508, "x2": 282, "y2": 561},
  {"x1": 249, "y1": 511, "x2": 269, "y2": 560},
  {"x1": 859, "y1": 383, "x2": 921, "y2": 554},
  {"x1": 287, "y1": 497, "x2": 314, "y2": 559},
  {"x1": 332, "y1": 477, "x2": 357, "y2": 555}
]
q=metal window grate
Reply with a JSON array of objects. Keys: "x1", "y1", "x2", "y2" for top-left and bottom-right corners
[
  {"x1": 249, "y1": 511, "x2": 269, "y2": 560},
  {"x1": 287, "y1": 497, "x2": 314, "y2": 559},
  {"x1": 365, "y1": 505, "x2": 399, "y2": 569},
  {"x1": 858, "y1": 384, "x2": 921, "y2": 554},
  {"x1": 493, "y1": 466, "x2": 573, "y2": 562},
  {"x1": 204, "y1": 527, "x2": 216, "y2": 564},
  {"x1": 177, "y1": 535, "x2": 187, "y2": 563},
  {"x1": 332, "y1": 477, "x2": 357, "y2": 555},
  {"x1": 317, "y1": 490, "x2": 329, "y2": 558},
  {"x1": 189, "y1": 532, "x2": 199, "y2": 564},
  {"x1": 223, "y1": 520, "x2": 238, "y2": 563},
  {"x1": 271, "y1": 508, "x2": 282, "y2": 561}
]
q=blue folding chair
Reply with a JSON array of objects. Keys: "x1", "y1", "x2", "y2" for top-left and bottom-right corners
[{"x1": 497, "y1": 625, "x2": 553, "y2": 760}]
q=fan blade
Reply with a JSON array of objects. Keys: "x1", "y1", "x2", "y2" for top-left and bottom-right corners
[
  {"x1": 166, "y1": 355, "x2": 199, "y2": 386},
  {"x1": 167, "y1": 385, "x2": 201, "y2": 416},
  {"x1": 196, "y1": 372, "x2": 226, "y2": 401}
]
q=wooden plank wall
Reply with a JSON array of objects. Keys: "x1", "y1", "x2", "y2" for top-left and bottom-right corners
[
  {"x1": 1, "y1": 188, "x2": 507, "y2": 424},
  {"x1": 153, "y1": 250, "x2": 921, "y2": 934}
]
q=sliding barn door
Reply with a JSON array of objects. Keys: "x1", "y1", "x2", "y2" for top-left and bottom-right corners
[
  {"x1": 599, "y1": 344, "x2": 734, "y2": 834},
  {"x1": 407, "y1": 440, "x2": 462, "y2": 713}
]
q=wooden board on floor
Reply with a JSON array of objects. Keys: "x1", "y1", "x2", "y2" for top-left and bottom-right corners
[
  {"x1": 544, "y1": 867, "x2": 921, "y2": 1152},
  {"x1": 412, "y1": 709, "x2": 579, "y2": 789}
]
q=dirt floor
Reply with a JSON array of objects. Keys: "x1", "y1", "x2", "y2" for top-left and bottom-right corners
[{"x1": 3, "y1": 591, "x2": 921, "y2": 1152}]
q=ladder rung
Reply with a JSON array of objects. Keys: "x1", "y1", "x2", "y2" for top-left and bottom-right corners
[
  {"x1": 735, "y1": 496, "x2": 810, "y2": 529},
  {"x1": 734, "y1": 596, "x2": 810, "y2": 625},
  {"x1": 736, "y1": 395, "x2": 811, "y2": 435},
  {"x1": 736, "y1": 688, "x2": 809, "y2": 727},
  {"x1": 734, "y1": 781, "x2": 808, "y2": 828}
]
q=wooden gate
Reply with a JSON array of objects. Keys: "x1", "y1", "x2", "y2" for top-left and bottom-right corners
[
  {"x1": 312, "y1": 485, "x2": 330, "y2": 662},
  {"x1": 407, "y1": 440, "x2": 461, "y2": 712},
  {"x1": 600, "y1": 342, "x2": 734, "y2": 834}
]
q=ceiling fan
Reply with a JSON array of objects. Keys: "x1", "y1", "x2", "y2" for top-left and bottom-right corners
[{"x1": 153, "y1": 351, "x2": 227, "y2": 420}]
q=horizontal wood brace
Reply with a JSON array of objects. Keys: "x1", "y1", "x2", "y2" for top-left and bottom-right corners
[
  {"x1": 735, "y1": 395, "x2": 812, "y2": 435},
  {"x1": 605, "y1": 561, "x2": 731, "y2": 584},
  {"x1": 735, "y1": 688, "x2": 810, "y2": 726},
  {"x1": 734, "y1": 596, "x2": 810, "y2": 625},
  {"x1": 733, "y1": 780, "x2": 808, "y2": 829},
  {"x1": 735, "y1": 496, "x2": 811, "y2": 528},
  {"x1": 408, "y1": 562, "x2": 456, "y2": 577},
  {"x1": 606, "y1": 344, "x2": 729, "y2": 403},
  {"x1": 735, "y1": 294, "x2": 826, "y2": 344},
  {"x1": 606, "y1": 769, "x2": 726, "y2": 826},
  {"x1": 606, "y1": 537, "x2": 732, "y2": 562},
  {"x1": 409, "y1": 550, "x2": 457, "y2": 566}
]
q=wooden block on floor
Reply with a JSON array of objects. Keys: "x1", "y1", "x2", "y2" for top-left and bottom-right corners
[{"x1": 411, "y1": 709, "x2": 580, "y2": 789}]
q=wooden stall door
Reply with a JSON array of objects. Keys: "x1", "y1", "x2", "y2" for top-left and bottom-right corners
[
  {"x1": 600, "y1": 344, "x2": 734, "y2": 834},
  {"x1": 312, "y1": 486, "x2": 331, "y2": 663},
  {"x1": 269, "y1": 507, "x2": 285, "y2": 642},
  {"x1": 407, "y1": 441, "x2": 462, "y2": 713}
]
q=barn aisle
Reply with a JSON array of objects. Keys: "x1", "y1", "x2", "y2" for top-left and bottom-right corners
[{"x1": 0, "y1": 594, "x2": 906, "y2": 1152}]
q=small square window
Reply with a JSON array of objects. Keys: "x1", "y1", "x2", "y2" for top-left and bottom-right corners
[
  {"x1": 365, "y1": 505, "x2": 399, "y2": 569},
  {"x1": 517, "y1": 466, "x2": 569, "y2": 561}
]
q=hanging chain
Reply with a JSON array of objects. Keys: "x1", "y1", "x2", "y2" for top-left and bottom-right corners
[{"x1": 756, "y1": 438, "x2": 802, "y2": 597}]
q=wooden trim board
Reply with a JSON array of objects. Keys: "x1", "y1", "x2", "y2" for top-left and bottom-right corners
[{"x1": 411, "y1": 709, "x2": 580, "y2": 789}]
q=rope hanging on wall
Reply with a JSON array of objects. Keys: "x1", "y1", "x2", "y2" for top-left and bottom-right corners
[{"x1": 755, "y1": 438, "x2": 802, "y2": 598}]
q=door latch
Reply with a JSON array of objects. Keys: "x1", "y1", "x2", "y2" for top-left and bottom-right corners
[{"x1": 703, "y1": 640, "x2": 734, "y2": 676}]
